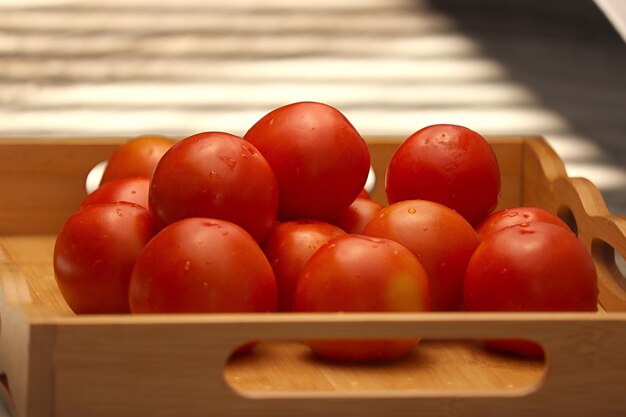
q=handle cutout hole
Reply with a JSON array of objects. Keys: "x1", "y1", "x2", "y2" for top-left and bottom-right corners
[
  {"x1": 557, "y1": 205, "x2": 578, "y2": 235},
  {"x1": 224, "y1": 339, "x2": 545, "y2": 397},
  {"x1": 592, "y1": 239, "x2": 626, "y2": 292}
]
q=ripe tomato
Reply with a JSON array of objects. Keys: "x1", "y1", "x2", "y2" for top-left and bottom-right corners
[
  {"x1": 129, "y1": 218, "x2": 277, "y2": 314},
  {"x1": 244, "y1": 101, "x2": 370, "y2": 221},
  {"x1": 149, "y1": 132, "x2": 279, "y2": 242},
  {"x1": 100, "y1": 135, "x2": 176, "y2": 184},
  {"x1": 364, "y1": 200, "x2": 479, "y2": 311},
  {"x1": 385, "y1": 124, "x2": 500, "y2": 225},
  {"x1": 475, "y1": 206, "x2": 571, "y2": 240},
  {"x1": 261, "y1": 220, "x2": 345, "y2": 311},
  {"x1": 358, "y1": 189, "x2": 372, "y2": 200},
  {"x1": 293, "y1": 234, "x2": 430, "y2": 362},
  {"x1": 330, "y1": 197, "x2": 384, "y2": 234},
  {"x1": 80, "y1": 176, "x2": 150, "y2": 210},
  {"x1": 464, "y1": 222, "x2": 598, "y2": 357},
  {"x1": 53, "y1": 203, "x2": 155, "y2": 314}
]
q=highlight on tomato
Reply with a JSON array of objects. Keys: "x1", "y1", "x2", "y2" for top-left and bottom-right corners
[
  {"x1": 385, "y1": 124, "x2": 500, "y2": 226},
  {"x1": 100, "y1": 135, "x2": 177, "y2": 185},
  {"x1": 149, "y1": 131, "x2": 279, "y2": 242},
  {"x1": 244, "y1": 101, "x2": 371, "y2": 221},
  {"x1": 365, "y1": 199, "x2": 479, "y2": 311},
  {"x1": 262, "y1": 220, "x2": 346, "y2": 311},
  {"x1": 293, "y1": 234, "x2": 430, "y2": 362},
  {"x1": 53, "y1": 202, "x2": 156, "y2": 314},
  {"x1": 464, "y1": 222, "x2": 598, "y2": 358}
]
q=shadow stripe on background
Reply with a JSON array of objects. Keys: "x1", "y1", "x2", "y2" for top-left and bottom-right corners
[{"x1": 0, "y1": 0, "x2": 624, "y2": 214}]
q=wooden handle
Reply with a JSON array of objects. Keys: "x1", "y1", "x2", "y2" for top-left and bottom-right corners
[{"x1": 37, "y1": 312, "x2": 626, "y2": 417}]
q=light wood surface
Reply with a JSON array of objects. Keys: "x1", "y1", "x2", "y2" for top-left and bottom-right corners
[{"x1": 0, "y1": 137, "x2": 625, "y2": 417}]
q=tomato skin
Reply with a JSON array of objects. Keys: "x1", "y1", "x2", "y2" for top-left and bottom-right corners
[
  {"x1": 80, "y1": 177, "x2": 150, "y2": 210},
  {"x1": 475, "y1": 206, "x2": 571, "y2": 240},
  {"x1": 53, "y1": 203, "x2": 156, "y2": 314},
  {"x1": 330, "y1": 197, "x2": 384, "y2": 234},
  {"x1": 385, "y1": 124, "x2": 500, "y2": 225},
  {"x1": 101, "y1": 136, "x2": 176, "y2": 184},
  {"x1": 364, "y1": 200, "x2": 479, "y2": 311},
  {"x1": 261, "y1": 220, "x2": 346, "y2": 311},
  {"x1": 244, "y1": 102, "x2": 370, "y2": 221},
  {"x1": 129, "y1": 218, "x2": 277, "y2": 314},
  {"x1": 293, "y1": 234, "x2": 430, "y2": 362},
  {"x1": 149, "y1": 132, "x2": 279, "y2": 243},
  {"x1": 358, "y1": 189, "x2": 373, "y2": 200},
  {"x1": 464, "y1": 222, "x2": 598, "y2": 357}
]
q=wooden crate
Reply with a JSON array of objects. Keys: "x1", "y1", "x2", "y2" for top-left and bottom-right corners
[{"x1": 0, "y1": 136, "x2": 625, "y2": 417}]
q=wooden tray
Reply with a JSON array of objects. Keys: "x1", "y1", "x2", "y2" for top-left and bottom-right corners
[{"x1": 0, "y1": 137, "x2": 625, "y2": 417}]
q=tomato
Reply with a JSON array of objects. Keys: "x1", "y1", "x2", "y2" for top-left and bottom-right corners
[
  {"x1": 364, "y1": 200, "x2": 479, "y2": 311},
  {"x1": 385, "y1": 124, "x2": 500, "y2": 225},
  {"x1": 149, "y1": 132, "x2": 279, "y2": 242},
  {"x1": 464, "y1": 222, "x2": 598, "y2": 357},
  {"x1": 262, "y1": 220, "x2": 346, "y2": 311},
  {"x1": 475, "y1": 206, "x2": 571, "y2": 240},
  {"x1": 100, "y1": 135, "x2": 176, "y2": 184},
  {"x1": 53, "y1": 202, "x2": 155, "y2": 314},
  {"x1": 293, "y1": 234, "x2": 430, "y2": 362},
  {"x1": 330, "y1": 197, "x2": 384, "y2": 234},
  {"x1": 358, "y1": 189, "x2": 372, "y2": 200},
  {"x1": 129, "y1": 218, "x2": 277, "y2": 314},
  {"x1": 244, "y1": 102, "x2": 370, "y2": 221},
  {"x1": 80, "y1": 176, "x2": 150, "y2": 210}
]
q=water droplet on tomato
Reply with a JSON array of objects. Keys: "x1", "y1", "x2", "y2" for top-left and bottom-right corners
[
  {"x1": 209, "y1": 170, "x2": 219, "y2": 178},
  {"x1": 184, "y1": 260, "x2": 191, "y2": 271},
  {"x1": 269, "y1": 119, "x2": 274, "y2": 125},
  {"x1": 519, "y1": 222, "x2": 530, "y2": 227},
  {"x1": 221, "y1": 231, "x2": 229, "y2": 236},
  {"x1": 219, "y1": 156, "x2": 237, "y2": 170},
  {"x1": 408, "y1": 208, "x2": 416, "y2": 214}
]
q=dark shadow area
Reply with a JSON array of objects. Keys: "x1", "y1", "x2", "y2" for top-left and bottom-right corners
[{"x1": 428, "y1": 0, "x2": 626, "y2": 212}]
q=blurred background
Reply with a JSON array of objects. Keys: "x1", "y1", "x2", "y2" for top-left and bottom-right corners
[{"x1": 0, "y1": 0, "x2": 624, "y2": 216}]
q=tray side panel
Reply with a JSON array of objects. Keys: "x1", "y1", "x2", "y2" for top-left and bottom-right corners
[
  {"x1": 49, "y1": 314, "x2": 626, "y2": 417},
  {"x1": 0, "y1": 140, "x2": 122, "y2": 235}
]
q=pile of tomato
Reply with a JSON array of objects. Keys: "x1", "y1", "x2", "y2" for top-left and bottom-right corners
[{"x1": 53, "y1": 101, "x2": 598, "y2": 362}]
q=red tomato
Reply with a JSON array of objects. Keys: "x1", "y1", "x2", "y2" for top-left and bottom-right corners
[
  {"x1": 129, "y1": 218, "x2": 277, "y2": 314},
  {"x1": 464, "y1": 222, "x2": 598, "y2": 357},
  {"x1": 330, "y1": 197, "x2": 384, "y2": 234},
  {"x1": 364, "y1": 200, "x2": 479, "y2": 311},
  {"x1": 293, "y1": 234, "x2": 430, "y2": 362},
  {"x1": 80, "y1": 176, "x2": 150, "y2": 210},
  {"x1": 475, "y1": 206, "x2": 571, "y2": 240},
  {"x1": 101, "y1": 135, "x2": 176, "y2": 184},
  {"x1": 244, "y1": 102, "x2": 371, "y2": 221},
  {"x1": 53, "y1": 202, "x2": 155, "y2": 314},
  {"x1": 385, "y1": 124, "x2": 500, "y2": 225},
  {"x1": 261, "y1": 220, "x2": 346, "y2": 311},
  {"x1": 358, "y1": 189, "x2": 372, "y2": 200},
  {"x1": 149, "y1": 132, "x2": 278, "y2": 242}
]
